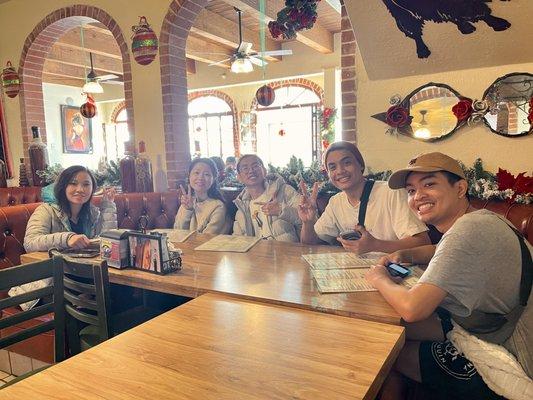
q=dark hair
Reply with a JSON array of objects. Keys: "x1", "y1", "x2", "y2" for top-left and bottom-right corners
[
  {"x1": 54, "y1": 165, "x2": 97, "y2": 221},
  {"x1": 442, "y1": 171, "x2": 470, "y2": 200},
  {"x1": 188, "y1": 158, "x2": 225, "y2": 202},
  {"x1": 225, "y1": 156, "x2": 236, "y2": 164},
  {"x1": 236, "y1": 154, "x2": 263, "y2": 173},
  {"x1": 323, "y1": 141, "x2": 365, "y2": 173},
  {"x1": 209, "y1": 156, "x2": 225, "y2": 174}
]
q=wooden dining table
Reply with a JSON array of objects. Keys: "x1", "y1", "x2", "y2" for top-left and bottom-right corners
[
  {"x1": 21, "y1": 233, "x2": 400, "y2": 325},
  {"x1": 0, "y1": 293, "x2": 405, "y2": 400}
]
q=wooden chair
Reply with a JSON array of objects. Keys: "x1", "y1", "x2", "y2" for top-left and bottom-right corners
[
  {"x1": 0, "y1": 258, "x2": 65, "y2": 385},
  {"x1": 54, "y1": 255, "x2": 159, "y2": 355}
]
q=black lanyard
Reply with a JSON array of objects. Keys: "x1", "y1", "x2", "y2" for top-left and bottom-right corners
[{"x1": 357, "y1": 179, "x2": 375, "y2": 227}]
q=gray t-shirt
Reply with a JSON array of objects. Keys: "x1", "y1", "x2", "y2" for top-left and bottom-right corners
[{"x1": 419, "y1": 209, "x2": 528, "y2": 317}]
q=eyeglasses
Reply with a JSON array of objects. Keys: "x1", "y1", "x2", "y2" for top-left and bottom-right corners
[{"x1": 239, "y1": 162, "x2": 262, "y2": 174}]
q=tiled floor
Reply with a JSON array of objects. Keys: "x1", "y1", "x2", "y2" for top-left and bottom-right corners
[
  {"x1": 0, "y1": 371, "x2": 16, "y2": 388},
  {"x1": 0, "y1": 349, "x2": 50, "y2": 381}
]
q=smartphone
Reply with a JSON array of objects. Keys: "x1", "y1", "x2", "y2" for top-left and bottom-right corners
[
  {"x1": 386, "y1": 263, "x2": 411, "y2": 278},
  {"x1": 339, "y1": 230, "x2": 362, "y2": 241}
]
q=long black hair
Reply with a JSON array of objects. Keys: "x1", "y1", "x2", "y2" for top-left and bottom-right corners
[
  {"x1": 188, "y1": 158, "x2": 225, "y2": 203},
  {"x1": 54, "y1": 165, "x2": 96, "y2": 222}
]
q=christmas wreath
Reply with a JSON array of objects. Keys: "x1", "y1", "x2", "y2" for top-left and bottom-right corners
[{"x1": 319, "y1": 107, "x2": 336, "y2": 149}]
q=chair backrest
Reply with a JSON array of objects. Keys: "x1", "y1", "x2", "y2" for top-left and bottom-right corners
[
  {"x1": 54, "y1": 255, "x2": 113, "y2": 353},
  {"x1": 0, "y1": 259, "x2": 65, "y2": 362}
]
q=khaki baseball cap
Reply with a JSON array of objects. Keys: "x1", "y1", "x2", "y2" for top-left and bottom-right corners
[{"x1": 388, "y1": 152, "x2": 466, "y2": 189}]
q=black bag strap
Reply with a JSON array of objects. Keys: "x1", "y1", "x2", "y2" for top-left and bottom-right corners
[
  {"x1": 357, "y1": 179, "x2": 375, "y2": 227},
  {"x1": 508, "y1": 226, "x2": 532, "y2": 306}
]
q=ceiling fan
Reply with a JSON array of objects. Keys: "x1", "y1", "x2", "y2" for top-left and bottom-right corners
[
  {"x1": 209, "y1": 8, "x2": 293, "y2": 73},
  {"x1": 82, "y1": 52, "x2": 122, "y2": 93}
]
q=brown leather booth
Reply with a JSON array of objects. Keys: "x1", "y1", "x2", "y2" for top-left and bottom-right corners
[
  {"x1": 0, "y1": 186, "x2": 42, "y2": 207},
  {"x1": 0, "y1": 191, "x2": 180, "y2": 363},
  {"x1": 0, "y1": 191, "x2": 531, "y2": 364}
]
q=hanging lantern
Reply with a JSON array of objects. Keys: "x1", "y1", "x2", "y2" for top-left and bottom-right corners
[
  {"x1": 131, "y1": 16, "x2": 159, "y2": 66},
  {"x1": 80, "y1": 95, "x2": 97, "y2": 119},
  {"x1": 1, "y1": 61, "x2": 21, "y2": 98},
  {"x1": 255, "y1": 85, "x2": 275, "y2": 107}
]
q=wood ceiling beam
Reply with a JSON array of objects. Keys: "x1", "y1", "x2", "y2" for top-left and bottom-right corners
[
  {"x1": 56, "y1": 28, "x2": 122, "y2": 60},
  {"x1": 222, "y1": 0, "x2": 334, "y2": 53},
  {"x1": 47, "y1": 45, "x2": 123, "y2": 75},
  {"x1": 43, "y1": 59, "x2": 123, "y2": 82},
  {"x1": 186, "y1": 36, "x2": 232, "y2": 68},
  {"x1": 191, "y1": 8, "x2": 281, "y2": 61}
]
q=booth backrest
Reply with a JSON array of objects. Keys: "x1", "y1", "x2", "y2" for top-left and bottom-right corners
[
  {"x1": 0, "y1": 191, "x2": 180, "y2": 271},
  {"x1": 0, "y1": 187, "x2": 42, "y2": 206}
]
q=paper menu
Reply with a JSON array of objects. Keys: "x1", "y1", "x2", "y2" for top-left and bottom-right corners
[
  {"x1": 312, "y1": 266, "x2": 424, "y2": 294},
  {"x1": 194, "y1": 235, "x2": 261, "y2": 252},
  {"x1": 302, "y1": 252, "x2": 382, "y2": 270}
]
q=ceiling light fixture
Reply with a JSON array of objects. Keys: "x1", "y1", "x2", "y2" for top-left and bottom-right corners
[
  {"x1": 231, "y1": 58, "x2": 253, "y2": 74},
  {"x1": 82, "y1": 80, "x2": 103, "y2": 94}
]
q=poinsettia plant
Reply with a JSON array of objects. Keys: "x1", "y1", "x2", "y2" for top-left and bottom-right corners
[
  {"x1": 319, "y1": 107, "x2": 336, "y2": 149},
  {"x1": 269, "y1": 0, "x2": 320, "y2": 40},
  {"x1": 496, "y1": 168, "x2": 533, "y2": 203}
]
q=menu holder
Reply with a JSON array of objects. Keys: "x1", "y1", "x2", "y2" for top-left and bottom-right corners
[
  {"x1": 194, "y1": 235, "x2": 261, "y2": 252},
  {"x1": 128, "y1": 231, "x2": 181, "y2": 275}
]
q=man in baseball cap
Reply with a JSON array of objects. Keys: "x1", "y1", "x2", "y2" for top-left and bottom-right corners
[{"x1": 366, "y1": 152, "x2": 532, "y2": 399}]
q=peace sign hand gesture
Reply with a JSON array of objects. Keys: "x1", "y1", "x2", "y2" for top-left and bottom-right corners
[
  {"x1": 179, "y1": 184, "x2": 194, "y2": 210},
  {"x1": 298, "y1": 181, "x2": 319, "y2": 223}
]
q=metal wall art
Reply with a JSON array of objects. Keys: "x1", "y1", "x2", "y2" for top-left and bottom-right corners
[{"x1": 381, "y1": 0, "x2": 511, "y2": 58}]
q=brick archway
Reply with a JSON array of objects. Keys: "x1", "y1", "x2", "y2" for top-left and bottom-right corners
[
  {"x1": 188, "y1": 90, "x2": 240, "y2": 157},
  {"x1": 249, "y1": 78, "x2": 324, "y2": 110},
  {"x1": 110, "y1": 100, "x2": 127, "y2": 123},
  {"x1": 160, "y1": 0, "x2": 209, "y2": 188},
  {"x1": 19, "y1": 5, "x2": 134, "y2": 163}
]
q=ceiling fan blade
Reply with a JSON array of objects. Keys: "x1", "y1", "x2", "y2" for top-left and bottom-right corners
[
  {"x1": 208, "y1": 58, "x2": 231, "y2": 67},
  {"x1": 249, "y1": 56, "x2": 267, "y2": 67},
  {"x1": 96, "y1": 74, "x2": 119, "y2": 81},
  {"x1": 102, "y1": 80, "x2": 124, "y2": 85},
  {"x1": 258, "y1": 49, "x2": 293, "y2": 57},
  {"x1": 188, "y1": 52, "x2": 230, "y2": 56},
  {"x1": 237, "y1": 42, "x2": 253, "y2": 54}
]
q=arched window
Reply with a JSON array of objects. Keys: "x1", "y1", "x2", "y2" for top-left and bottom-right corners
[
  {"x1": 188, "y1": 96, "x2": 235, "y2": 159},
  {"x1": 108, "y1": 103, "x2": 130, "y2": 161},
  {"x1": 254, "y1": 85, "x2": 321, "y2": 167}
]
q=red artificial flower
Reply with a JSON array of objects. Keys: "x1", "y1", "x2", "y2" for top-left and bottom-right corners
[
  {"x1": 528, "y1": 110, "x2": 533, "y2": 126},
  {"x1": 496, "y1": 168, "x2": 516, "y2": 191},
  {"x1": 514, "y1": 172, "x2": 533, "y2": 195},
  {"x1": 268, "y1": 21, "x2": 284, "y2": 39},
  {"x1": 323, "y1": 108, "x2": 333, "y2": 118},
  {"x1": 289, "y1": 9, "x2": 300, "y2": 22},
  {"x1": 322, "y1": 139, "x2": 330, "y2": 149},
  {"x1": 452, "y1": 98, "x2": 473, "y2": 122},
  {"x1": 385, "y1": 106, "x2": 410, "y2": 128}
]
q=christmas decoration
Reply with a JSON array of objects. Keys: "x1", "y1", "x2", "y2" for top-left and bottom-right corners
[
  {"x1": 269, "y1": 0, "x2": 320, "y2": 40},
  {"x1": 318, "y1": 107, "x2": 336, "y2": 149},
  {"x1": 278, "y1": 128, "x2": 286, "y2": 136},
  {"x1": 18, "y1": 158, "x2": 30, "y2": 187},
  {"x1": 452, "y1": 98, "x2": 473, "y2": 122},
  {"x1": 255, "y1": 85, "x2": 275, "y2": 107},
  {"x1": 131, "y1": 16, "x2": 159, "y2": 66},
  {"x1": 1, "y1": 61, "x2": 20, "y2": 98},
  {"x1": 80, "y1": 94, "x2": 97, "y2": 119},
  {"x1": 528, "y1": 97, "x2": 533, "y2": 126}
]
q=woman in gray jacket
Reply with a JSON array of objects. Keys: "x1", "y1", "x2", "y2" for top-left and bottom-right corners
[{"x1": 24, "y1": 165, "x2": 117, "y2": 252}]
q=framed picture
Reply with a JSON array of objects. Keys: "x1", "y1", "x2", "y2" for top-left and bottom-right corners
[{"x1": 60, "y1": 105, "x2": 93, "y2": 154}]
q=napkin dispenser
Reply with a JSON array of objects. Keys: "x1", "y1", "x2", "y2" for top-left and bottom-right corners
[{"x1": 100, "y1": 229, "x2": 130, "y2": 269}]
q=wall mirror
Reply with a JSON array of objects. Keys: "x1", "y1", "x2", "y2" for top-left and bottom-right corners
[
  {"x1": 483, "y1": 72, "x2": 533, "y2": 137},
  {"x1": 372, "y1": 82, "x2": 464, "y2": 142}
]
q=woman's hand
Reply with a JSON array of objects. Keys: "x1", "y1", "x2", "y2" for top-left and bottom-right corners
[
  {"x1": 179, "y1": 184, "x2": 194, "y2": 210},
  {"x1": 102, "y1": 186, "x2": 116, "y2": 202},
  {"x1": 337, "y1": 225, "x2": 378, "y2": 255},
  {"x1": 67, "y1": 234, "x2": 91, "y2": 249},
  {"x1": 298, "y1": 181, "x2": 319, "y2": 223}
]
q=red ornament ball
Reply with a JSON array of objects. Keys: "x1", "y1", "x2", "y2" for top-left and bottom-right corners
[
  {"x1": 80, "y1": 101, "x2": 96, "y2": 119},
  {"x1": 256, "y1": 85, "x2": 275, "y2": 107},
  {"x1": 278, "y1": 128, "x2": 286, "y2": 137}
]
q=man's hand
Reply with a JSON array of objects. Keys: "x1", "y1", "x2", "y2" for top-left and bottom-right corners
[
  {"x1": 179, "y1": 184, "x2": 194, "y2": 210},
  {"x1": 258, "y1": 199, "x2": 281, "y2": 217},
  {"x1": 365, "y1": 264, "x2": 396, "y2": 287},
  {"x1": 337, "y1": 225, "x2": 378, "y2": 254},
  {"x1": 377, "y1": 250, "x2": 406, "y2": 267},
  {"x1": 67, "y1": 234, "x2": 91, "y2": 249},
  {"x1": 298, "y1": 181, "x2": 319, "y2": 223}
]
